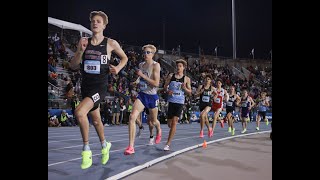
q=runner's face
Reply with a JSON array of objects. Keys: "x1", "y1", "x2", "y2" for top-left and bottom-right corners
[
  {"x1": 142, "y1": 48, "x2": 154, "y2": 60},
  {"x1": 217, "y1": 81, "x2": 222, "y2": 87},
  {"x1": 177, "y1": 63, "x2": 184, "y2": 73},
  {"x1": 230, "y1": 86, "x2": 235, "y2": 92},
  {"x1": 91, "y1": 15, "x2": 105, "y2": 33}
]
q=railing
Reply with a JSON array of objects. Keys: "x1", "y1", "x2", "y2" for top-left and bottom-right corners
[
  {"x1": 231, "y1": 67, "x2": 246, "y2": 80},
  {"x1": 48, "y1": 81, "x2": 63, "y2": 97},
  {"x1": 48, "y1": 98, "x2": 70, "y2": 109}
]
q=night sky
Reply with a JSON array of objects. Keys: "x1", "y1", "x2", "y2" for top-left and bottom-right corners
[{"x1": 48, "y1": 0, "x2": 272, "y2": 59}]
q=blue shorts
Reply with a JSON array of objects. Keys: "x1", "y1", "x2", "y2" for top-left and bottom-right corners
[{"x1": 137, "y1": 92, "x2": 159, "y2": 109}]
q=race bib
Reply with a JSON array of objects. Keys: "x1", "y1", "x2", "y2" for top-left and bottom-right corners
[
  {"x1": 227, "y1": 101, "x2": 233, "y2": 106},
  {"x1": 202, "y1": 96, "x2": 210, "y2": 102},
  {"x1": 173, "y1": 92, "x2": 182, "y2": 96},
  {"x1": 92, "y1": 93, "x2": 100, "y2": 103},
  {"x1": 214, "y1": 98, "x2": 220, "y2": 103},
  {"x1": 84, "y1": 60, "x2": 100, "y2": 74},
  {"x1": 241, "y1": 102, "x2": 247, "y2": 107},
  {"x1": 101, "y1": 55, "x2": 108, "y2": 64}
]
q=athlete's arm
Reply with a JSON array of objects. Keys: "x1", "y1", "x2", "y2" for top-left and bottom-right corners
[
  {"x1": 131, "y1": 77, "x2": 140, "y2": 85},
  {"x1": 70, "y1": 37, "x2": 88, "y2": 70},
  {"x1": 195, "y1": 85, "x2": 204, "y2": 97},
  {"x1": 108, "y1": 39, "x2": 128, "y2": 74},
  {"x1": 182, "y1": 76, "x2": 192, "y2": 96},
  {"x1": 224, "y1": 91, "x2": 229, "y2": 102},
  {"x1": 236, "y1": 94, "x2": 241, "y2": 103},
  {"x1": 163, "y1": 73, "x2": 173, "y2": 95},
  {"x1": 235, "y1": 96, "x2": 241, "y2": 107},
  {"x1": 138, "y1": 62, "x2": 160, "y2": 87},
  {"x1": 249, "y1": 97, "x2": 255, "y2": 110}
]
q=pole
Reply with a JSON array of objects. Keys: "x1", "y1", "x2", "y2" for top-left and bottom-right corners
[
  {"x1": 232, "y1": 0, "x2": 237, "y2": 59},
  {"x1": 162, "y1": 17, "x2": 165, "y2": 51}
]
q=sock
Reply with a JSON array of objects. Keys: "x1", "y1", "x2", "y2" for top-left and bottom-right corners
[
  {"x1": 150, "y1": 135, "x2": 153, "y2": 139},
  {"x1": 83, "y1": 144, "x2": 90, "y2": 151},
  {"x1": 101, "y1": 139, "x2": 107, "y2": 149}
]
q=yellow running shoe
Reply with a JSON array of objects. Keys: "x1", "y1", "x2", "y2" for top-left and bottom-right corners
[
  {"x1": 101, "y1": 142, "x2": 112, "y2": 165},
  {"x1": 81, "y1": 150, "x2": 92, "y2": 169}
]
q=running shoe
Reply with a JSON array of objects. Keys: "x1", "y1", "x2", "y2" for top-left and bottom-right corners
[
  {"x1": 164, "y1": 145, "x2": 170, "y2": 151},
  {"x1": 81, "y1": 150, "x2": 92, "y2": 169},
  {"x1": 200, "y1": 130, "x2": 204, "y2": 138},
  {"x1": 241, "y1": 128, "x2": 247, "y2": 134},
  {"x1": 148, "y1": 137, "x2": 155, "y2": 145},
  {"x1": 101, "y1": 142, "x2": 112, "y2": 165},
  {"x1": 124, "y1": 146, "x2": 135, "y2": 155},
  {"x1": 155, "y1": 129, "x2": 162, "y2": 144}
]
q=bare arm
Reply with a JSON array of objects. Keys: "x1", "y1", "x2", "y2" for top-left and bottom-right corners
[
  {"x1": 163, "y1": 73, "x2": 173, "y2": 91},
  {"x1": 108, "y1": 39, "x2": 128, "y2": 74},
  {"x1": 139, "y1": 63, "x2": 160, "y2": 87},
  {"x1": 235, "y1": 96, "x2": 241, "y2": 107},
  {"x1": 195, "y1": 85, "x2": 204, "y2": 97},
  {"x1": 131, "y1": 77, "x2": 140, "y2": 86},
  {"x1": 224, "y1": 91, "x2": 229, "y2": 102},
  {"x1": 265, "y1": 97, "x2": 270, "y2": 107},
  {"x1": 249, "y1": 97, "x2": 255, "y2": 110},
  {"x1": 70, "y1": 38, "x2": 88, "y2": 70},
  {"x1": 182, "y1": 76, "x2": 192, "y2": 96}
]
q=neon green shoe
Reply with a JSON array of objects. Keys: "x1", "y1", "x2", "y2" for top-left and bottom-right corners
[
  {"x1": 265, "y1": 119, "x2": 269, "y2": 126},
  {"x1": 256, "y1": 127, "x2": 260, "y2": 131},
  {"x1": 81, "y1": 150, "x2": 92, "y2": 169},
  {"x1": 241, "y1": 128, "x2": 247, "y2": 134},
  {"x1": 101, "y1": 142, "x2": 112, "y2": 165},
  {"x1": 232, "y1": 128, "x2": 235, "y2": 136},
  {"x1": 228, "y1": 127, "x2": 231, "y2": 133}
]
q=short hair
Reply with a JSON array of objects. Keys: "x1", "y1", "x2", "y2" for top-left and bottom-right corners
[
  {"x1": 216, "y1": 78, "x2": 222, "y2": 83},
  {"x1": 175, "y1": 59, "x2": 187, "y2": 67},
  {"x1": 90, "y1": 11, "x2": 108, "y2": 25},
  {"x1": 142, "y1": 44, "x2": 157, "y2": 53}
]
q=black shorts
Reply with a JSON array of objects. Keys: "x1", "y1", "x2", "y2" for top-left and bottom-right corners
[
  {"x1": 258, "y1": 111, "x2": 266, "y2": 119},
  {"x1": 226, "y1": 107, "x2": 235, "y2": 115},
  {"x1": 199, "y1": 103, "x2": 211, "y2": 112},
  {"x1": 167, "y1": 102, "x2": 184, "y2": 119},
  {"x1": 81, "y1": 86, "x2": 108, "y2": 112}
]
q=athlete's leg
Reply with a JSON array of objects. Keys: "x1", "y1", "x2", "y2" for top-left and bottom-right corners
[
  {"x1": 256, "y1": 113, "x2": 261, "y2": 130},
  {"x1": 128, "y1": 99, "x2": 145, "y2": 147},
  {"x1": 148, "y1": 107, "x2": 162, "y2": 144},
  {"x1": 75, "y1": 97, "x2": 94, "y2": 147},
  {"x1": 89, "y1": 106, "x2": 112, "y2": 165},
  {"x1": 226, "y1": 112, "x2": 232, "y2": 132},
  {"x1": 212, "y1": 108, "x2": 222, "y2": 131},
  {"x1": 74, "y1": 97, "x2": 94, "y2": 169}
]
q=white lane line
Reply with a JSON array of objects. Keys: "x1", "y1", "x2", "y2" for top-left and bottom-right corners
[
  {"x1": 105, "y1": 131, "x2": 271, "y2": 180},
  {"x1": 48, "y1": 135, "x2": 201, "y2": 167},
  {"x1": 48, "y1": 131, "x2": 199, "y2": 151}
]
